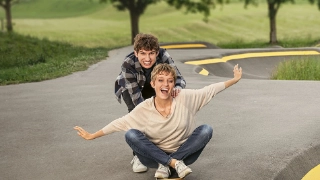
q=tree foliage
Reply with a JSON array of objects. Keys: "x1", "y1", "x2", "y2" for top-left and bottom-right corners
[
  {"x1": 309, "y1": 0, "x2": 320, "y2": 9},
  {"x1": 100, "y1": 0, "x2": 220, "y2": 44}
]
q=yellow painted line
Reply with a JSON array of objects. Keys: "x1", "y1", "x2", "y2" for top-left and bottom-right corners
[
  {"x1": 199, "y1": 68, "x2": 209, "y2": 76},
  {"x1": 302, "y1": 164, "x2": 320, "y2": 180},
  {"x1": 161, "y1": 44, "x2": 207, "y2": 49},
  {"x1": 185, "y1": 51, "x2": 320, "y2": 65}
]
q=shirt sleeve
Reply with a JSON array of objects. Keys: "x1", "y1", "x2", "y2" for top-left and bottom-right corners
[
  {"x1": 102, "y1": 116, "x2": 130, "y2": 135},
  {"x1": 101, "y1": 103, "x2": 148, "y2": 135},
  {"x1": 184, "y1": 82, "x2": 225, "y2": 114},
  {"x1": 120, "y1": 56, "x2": 144, "y2": 106}
]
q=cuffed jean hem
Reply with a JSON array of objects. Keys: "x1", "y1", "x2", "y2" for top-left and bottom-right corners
[{"x1": 125, "y1": 124, "x2": 213, "y2": 168}]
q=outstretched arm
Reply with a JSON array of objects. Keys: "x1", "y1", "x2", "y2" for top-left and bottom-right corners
[
  {"x1": 224, "y1": 64, "x2": 242, "y2": 88},
  {"x1": 74, "y1": 126, "x2": 104, "y2": 140}
]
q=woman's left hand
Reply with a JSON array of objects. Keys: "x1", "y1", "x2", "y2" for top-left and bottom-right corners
[
  {"x1": 233, "y1": 64, "x2": 242, "y2": 82},
  {"x1": 171, "y1": 87, "x2": 181, "y2": 98}
]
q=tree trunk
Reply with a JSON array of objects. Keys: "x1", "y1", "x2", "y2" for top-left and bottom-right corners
[
  {"x1": 129, "y1": 10, "x2": 140, "y2": 45},
  {"x1": 2, "y1": 0, "x2": 13, "y2": 32},
  {"x1": 268, "y1": 2, "x2": 278, "y2": 44}
]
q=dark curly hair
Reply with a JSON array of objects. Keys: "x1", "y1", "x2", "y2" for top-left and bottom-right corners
[{"x1": 133, "y1": 33, "x2": 160, "y2": 52}]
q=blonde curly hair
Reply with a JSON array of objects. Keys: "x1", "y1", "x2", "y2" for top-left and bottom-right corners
[{"x1": 151, "y1": 63, "x2": 177, "y2": 83}]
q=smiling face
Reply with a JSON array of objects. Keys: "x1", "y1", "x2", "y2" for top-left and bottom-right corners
[
  {"x1": 134, "y1": 49, "x2": 159, "y2": 69},
  {"x1": 151, "y1": 64, "x2": 177, "y2": 100},
  {"x1": 151, "y1": 71, "x2": 175, "y2": 100}
]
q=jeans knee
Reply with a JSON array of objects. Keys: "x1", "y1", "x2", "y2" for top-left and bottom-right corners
[
  {"x1": 199, "y1": 124, "x2": 213, "y2": 139},
  {"x1": 125, "y1": 129, "x2": 140, "y2": 143}
]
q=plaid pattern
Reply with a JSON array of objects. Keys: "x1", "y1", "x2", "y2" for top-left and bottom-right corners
[{"x1": 115, "y1": 48, "x2": 186, "y2": 106}]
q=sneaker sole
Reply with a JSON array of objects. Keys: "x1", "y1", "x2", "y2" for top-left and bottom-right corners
[
  {"x1": 155, "y1": 178, "x2": 183, "y2": 180},
  {"x1": 178, "y1": 169, "x2": 192, "y2": 179},
  {"x1": 133, "y1": 168, "x2": 148, "y2": 173}
]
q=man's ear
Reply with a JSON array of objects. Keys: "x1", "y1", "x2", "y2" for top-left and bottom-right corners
[
  {"x1": 151, "y1": 81, "x2": 155, "y2": 88},
  {"x1": 134, "y1": 51, "x2": 138, "y2": 57}
]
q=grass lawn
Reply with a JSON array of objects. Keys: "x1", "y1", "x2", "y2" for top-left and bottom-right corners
[
  {"x1": 0, "y1": 0, "x2": 320, "y2": 85},
  {"x1": 1, "y1": 1, "x2": 319, "y2": 48},
  {"x1": 272, "y1": 56, "x2": 320, "y2": 80}
]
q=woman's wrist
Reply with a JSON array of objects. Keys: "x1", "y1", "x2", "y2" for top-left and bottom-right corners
[{"x1": 91, "y1": 130, "x2": 105, "y2": 140}]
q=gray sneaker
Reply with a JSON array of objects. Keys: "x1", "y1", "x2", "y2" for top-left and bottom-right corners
[
  {"x1": 174, "y1": 160, "x2": 192, "y2": 178},
  {"x1": 130, "y1": 155, "x2": 148, "y2": 173},
  {"x1": 154, "y1": 163, "x2": 171, "y2": 178}
]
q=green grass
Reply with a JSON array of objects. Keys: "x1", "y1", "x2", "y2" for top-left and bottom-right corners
[
  {"x1": 271, "y1": 56, "x2": 320, "y2": 80},
  {"x1": 11, "y1": 0, "x2": 106, "y2": 19},
  {"x1": 0, "y1": 0, "x2": 320, "y2": 85},
  {"x1": 1, "y1": 1, "x2": 319, "y2": 48},
  {"x1": 0, "y1": 33, "x2": 108, "y2": 85}
]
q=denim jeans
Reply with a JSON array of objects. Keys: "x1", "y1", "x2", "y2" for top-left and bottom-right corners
[{"x1": 125, "y1": 124, "x2": 213, "y2": 168}]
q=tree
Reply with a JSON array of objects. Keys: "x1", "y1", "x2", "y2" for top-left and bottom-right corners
[
  {"x1": 0, "y1": 0, "x2": 19, "y2": 32},
  {"x1": 244, "y1": 0, "x2": 294, "y2": 44},
  {"x1": 100, "y1": 0, "x2": 218, "y2": 44},
  {"x1": 309, "y1": 0, "x2": 320, "y2": 9},
  {"x1": 245, "y1": 0, "x2": 320, "y2": 45}
]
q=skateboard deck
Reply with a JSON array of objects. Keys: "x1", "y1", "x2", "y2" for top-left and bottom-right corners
[{"x1": 155, "y1": 174, "x2": 182, "y2": 180}]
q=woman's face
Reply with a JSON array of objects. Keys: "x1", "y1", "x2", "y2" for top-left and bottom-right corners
[{"x1": 151, "y1": 71, "x2": 175, "y2": 100}]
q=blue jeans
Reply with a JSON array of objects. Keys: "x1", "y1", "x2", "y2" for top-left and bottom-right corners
[{"x1": 125, "y1": 124, "x2": 213, "y2": 168}]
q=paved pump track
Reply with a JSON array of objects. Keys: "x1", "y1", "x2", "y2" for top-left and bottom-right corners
[{"x1": 0, "y1": 43, "x2": 320, "y2": 180}]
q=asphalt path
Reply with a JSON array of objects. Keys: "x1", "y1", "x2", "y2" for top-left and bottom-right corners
[{"x1": 1, "y1": 46, "x2": 320, "y2": 180}]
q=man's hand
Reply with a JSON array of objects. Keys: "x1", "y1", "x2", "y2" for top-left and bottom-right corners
[
  {"x1": 171, "y1": 87, "x2": 181, "y2": 98},
  {"x1": 74, "y1": 126, "x2": 94, "y2": 140}
]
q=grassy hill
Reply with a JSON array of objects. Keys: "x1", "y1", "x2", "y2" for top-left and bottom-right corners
[
  {"x1": 0, "y1": 0, "x2": 319, "y2": 49},
  {"x1": 10, "y1": 0, "x2": 105, "y2": 18},
  {"x1": 0, "y1": 0, "x2": 319, "y2": 85}
]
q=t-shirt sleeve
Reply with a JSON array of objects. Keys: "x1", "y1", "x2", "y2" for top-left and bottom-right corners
[
  {"x1": 101, "y1": 103, "x2": 148, "y2": 135},
  {"x1": 101, "y1": 115, "x2": 131, "y2": 135},
  {"x1": 184, "y1": 82, "x2": 225, "y2": 113}
]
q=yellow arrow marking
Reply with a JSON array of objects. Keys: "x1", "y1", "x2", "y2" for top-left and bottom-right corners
[
  {"x1": 302, "y1": 164, "x2": 320, "y2": 180},
  {"x1": 161, "y1": 44, "x2": 207, "y2": 49},
  {"x1": 199, "y1": 68, "x2": 209, "y2": 76},
  {"x1": 185, "y1": 51, "x2": 320, "y2": 65}
]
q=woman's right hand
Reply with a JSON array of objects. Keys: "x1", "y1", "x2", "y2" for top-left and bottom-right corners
[{"x1": 74, "y1": 126, "x2": 94, "y2": 140}]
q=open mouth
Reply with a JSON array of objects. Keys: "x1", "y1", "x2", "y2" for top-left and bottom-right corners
[{"x1": 160, "y1": 88, "x2": 169, "y2": 95}]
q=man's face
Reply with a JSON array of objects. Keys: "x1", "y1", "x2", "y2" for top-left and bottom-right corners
[
  {"x1": 135, "y1": 49, "x2": 159, "y2": 69},
  {"x1": 151, "y1": 72, "x2": 175, "y2": 100}
]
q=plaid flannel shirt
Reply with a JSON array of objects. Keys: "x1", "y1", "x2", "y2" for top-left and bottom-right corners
[{"x1": 115, "y1": 48, "x2": 186, "y2": 106}]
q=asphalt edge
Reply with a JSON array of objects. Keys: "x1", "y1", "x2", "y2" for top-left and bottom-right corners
[{"x1": 274, "y1": 144, "x2": 320, "y2": 180}]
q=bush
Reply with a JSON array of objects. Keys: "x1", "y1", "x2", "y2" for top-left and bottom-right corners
[{"x1": 0, "y1": 33, "x2": 109, "y2": 85}]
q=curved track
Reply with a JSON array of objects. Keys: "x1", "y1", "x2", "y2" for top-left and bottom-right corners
[{"x1": 0, "y1": 43, "x2": 320, "y2": 180}]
